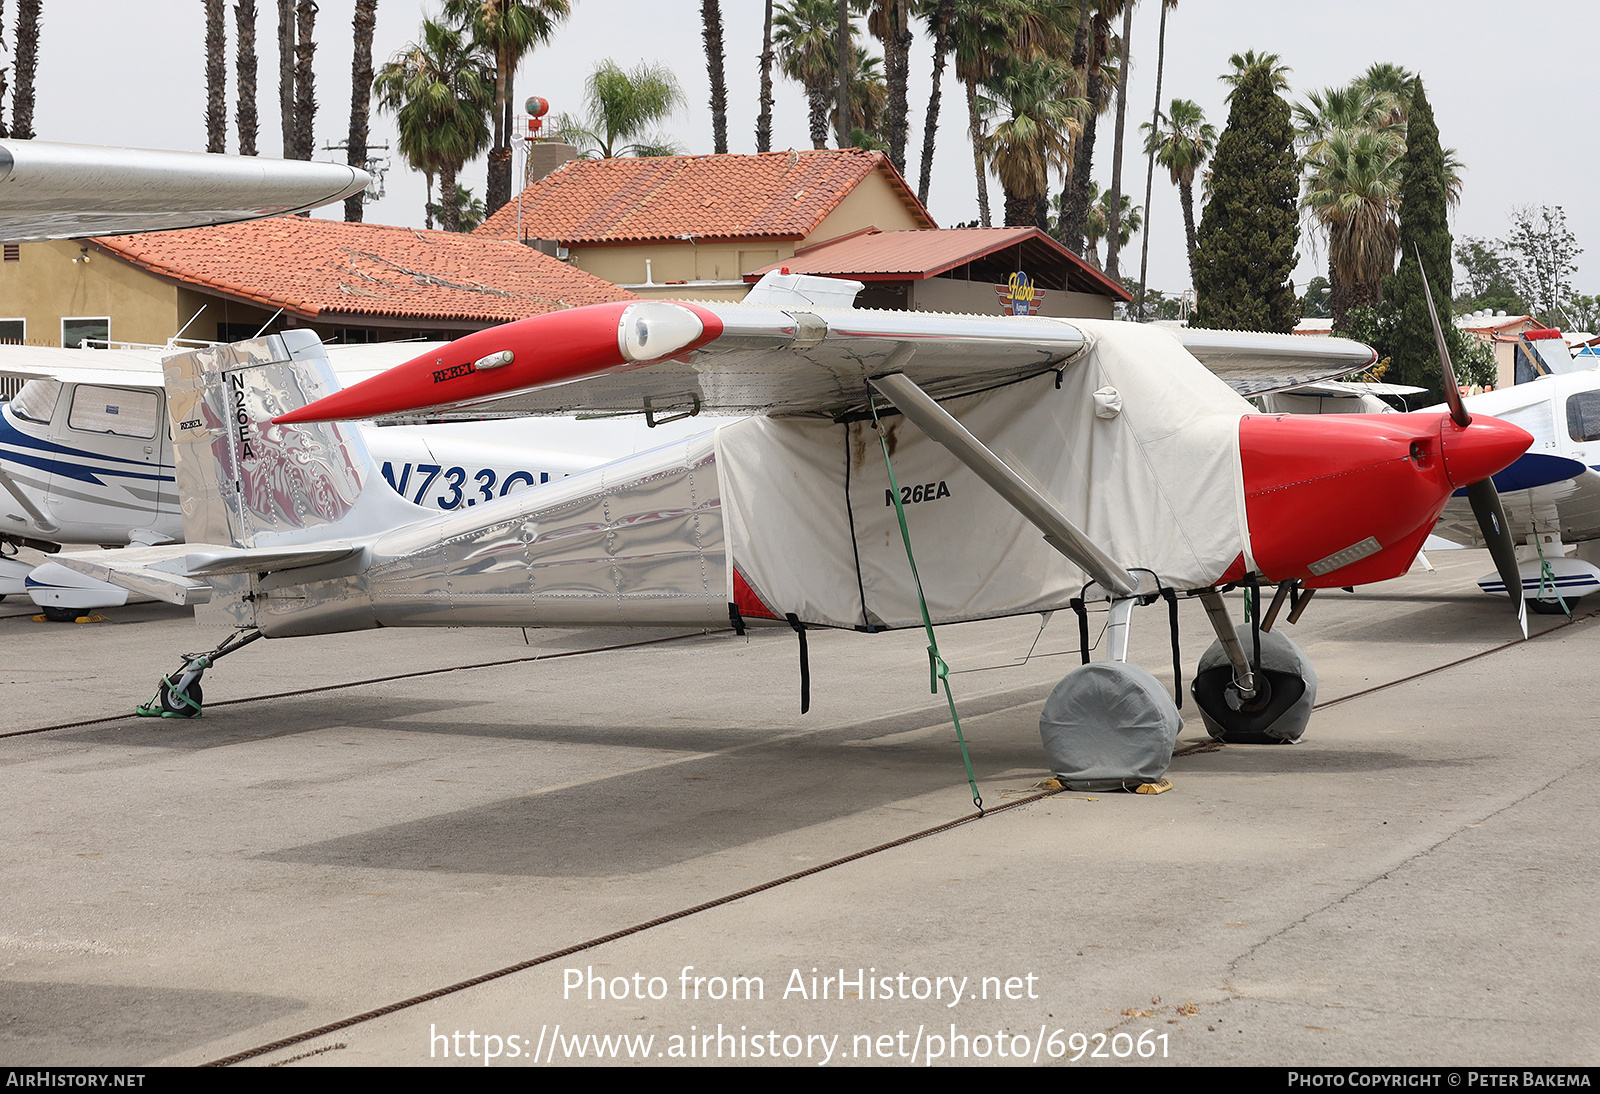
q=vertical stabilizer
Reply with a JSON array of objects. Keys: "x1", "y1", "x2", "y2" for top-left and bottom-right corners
[{"x1": 163, "y1": 331, "x2": 424, "y2": 552}]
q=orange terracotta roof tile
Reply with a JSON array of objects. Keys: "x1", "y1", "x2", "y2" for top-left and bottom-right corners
[
  {"x1": 93, "y1": 217, "x2": 635, "y2": 324},
  {"x1": 475, "y1": 149, "x2": 935, "y2": 245}
]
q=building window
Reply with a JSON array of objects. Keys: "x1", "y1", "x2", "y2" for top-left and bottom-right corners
[
  {"x1": 61, "y1": 316, "x2": 110, "y2": 349},
  {"x1": 67, "y1": 384, "x2": 159, "y2": 438},
  {"x1": 0, "y1": 318, "x2": 23, "y2": 344},
  {"x1": 3, "y1": 244, "x2": 18, "y2": 262}
]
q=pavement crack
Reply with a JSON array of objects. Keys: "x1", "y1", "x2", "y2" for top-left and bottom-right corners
[{"x1": 1221, "y1": 754, "x2": 1600, "y2": 994}]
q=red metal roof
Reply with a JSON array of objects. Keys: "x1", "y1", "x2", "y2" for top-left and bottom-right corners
[
  {"x1": 94, "y1": 217, "x2": 635, "y2": 325},
  {"x1": 475, "y1": 148, "x2": 935, "y2": 245},
  {"x1": 743, "y1": 226, "x2": 1131, "y2": 301}
]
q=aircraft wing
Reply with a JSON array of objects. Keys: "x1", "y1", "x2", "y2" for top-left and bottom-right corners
[
  {"x1": 1434, "y1": 467, "x2": 1600, "y2": 549},
  {"x1": 1168, "y1": 327, "x2": 1379, "y2": 396},
  {"x1": 0, "y1": 140, "x2": 369, "y2": 242},
  {"x1": 279, "y1": 298, "x2": 1380, "y2": 424}
]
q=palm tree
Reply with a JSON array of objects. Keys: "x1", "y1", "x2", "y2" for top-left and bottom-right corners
[
  {"x1": 915, "y1": 0, "x2": 955, "y2": 204},
  {"x1": 1135, "y1": 0, "x2": 1178, "y2": 318},
  {"x1": 948, "y1": 0, "x2": 1058, "y2": 227},
  {"x1": 1102, "y1": 0, "x2": 1135, "y2": 279},
  {"x1": 702, "y1": 1, "x2": 729, "y2": 153},
  {"x1": 375, "y1": 19, "x2": 494, "y2": 232},
  {"x1": 775, "y1": 0, "x2": 848, "y2": 151},
  {"x1": 345, "y1": 0, "x2": 379, "y2": 223},
  {"x1": 291, "y1": 0, "x2": 316, "y2": 161},
  {"x1": 1062, "y1": 0, "x2": 1123, "y2": 257},
  {"x1": 277, "y1": 0, "x2": 293, "y2": 157},
  {"x1": 207, "y1": 0, "x2": 227, "y2": 153},
  {"x1": 235, "y1": 0, "x2": 259, "y2": 156},
  {"x1": 1079, "y1": 180, "x2": 1141, "y2": 269},
  {"x1": 1141, "y1": 98, "x2": 1214, "y2": 285},
  {"x1": 444, "y1": 0, "x2": 572, "y2": 216},
  {"x1": 861, "y1": 0, "x2": 914, "y2": 173},
  {"x1": 981, "y1": 57, "x2": 1082, "y2": 229},
  {"x1": 756, "y1": 0, "x2": 776, "y2": 152},
  {"x1": 1301, "y1": 125, "x2": 1400, "y2": 327},
  {"x1": 1222, "y1": 50, "x2": 1291, "y2": 98},
  {"x1": 551, "y1": 60, "x2": 686, "y2": 159},
  {"x1": 829, "y1": 47, "x2": 887, "y2": 142},
  {"x1": 12, "y1": 0, "x2": 40, "y2": 139}
]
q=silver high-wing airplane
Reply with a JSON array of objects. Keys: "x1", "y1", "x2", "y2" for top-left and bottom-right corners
[{"x1": 54, "y1": 273, "x2": 1531, "y2": 777}]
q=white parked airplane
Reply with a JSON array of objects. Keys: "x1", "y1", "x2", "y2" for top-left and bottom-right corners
[{"x1": 1430, "y1": 329, "x2": 1600, "y2": 613}]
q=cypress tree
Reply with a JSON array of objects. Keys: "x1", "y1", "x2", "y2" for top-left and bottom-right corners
[
  {"x1": 1189, "y1": 66, "x2": 1299, "y2": 332},
  {"x1": 1383, "y1": 78, "x2": 1481, "y2": 399}
]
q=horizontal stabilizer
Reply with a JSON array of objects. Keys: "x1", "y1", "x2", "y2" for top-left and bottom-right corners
[{"x1": 52, "y1": 541, "x2": 363, "y2": 605}]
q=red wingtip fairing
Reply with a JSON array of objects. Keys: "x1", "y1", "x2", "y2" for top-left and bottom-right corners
[
  {"x1": 1240, "y1": 411, "x2": 1532, "y2": 588},
  {"x1": 273, "y1": 301, "x2": 723, "y2": 424}
]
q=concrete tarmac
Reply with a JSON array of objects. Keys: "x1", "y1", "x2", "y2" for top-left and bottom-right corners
[{"x1": 0, "y1": 549, "x2": 1596, "y2": 1067}]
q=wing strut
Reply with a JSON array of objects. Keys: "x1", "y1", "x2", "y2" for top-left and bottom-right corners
[{"x1": 867, "y1": 370, "x2": 1139, "y2": 598}]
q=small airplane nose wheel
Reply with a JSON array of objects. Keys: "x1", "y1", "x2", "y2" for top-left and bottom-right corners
[{"x1": 1190, "y1": 630, "x2": 1317, "y2": 743}]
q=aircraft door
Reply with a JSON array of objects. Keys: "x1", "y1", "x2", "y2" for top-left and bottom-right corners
[{"x1": 52, "y1": 383, "x2": 168, "y2": 541}]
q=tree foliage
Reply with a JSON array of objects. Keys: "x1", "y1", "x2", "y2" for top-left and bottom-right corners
[
  {"x1": 1378, "y1": 79, "x2": 1483, "y2": 399},
  {"x1": 551, "y1": 60, "x2": 686, "y2": 159},
  {"x1": 1189, "y1": 64, "x2": 1299, "y2": 332}
]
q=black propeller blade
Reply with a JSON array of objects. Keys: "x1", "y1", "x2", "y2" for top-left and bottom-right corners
[{"x1": 1416, "y1": 246, "x2": 1527, "y2": 635}]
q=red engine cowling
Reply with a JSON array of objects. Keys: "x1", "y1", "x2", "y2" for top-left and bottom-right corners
[{"x1": 1239, "y1": 412, "x2": 1531, "y2": 588}]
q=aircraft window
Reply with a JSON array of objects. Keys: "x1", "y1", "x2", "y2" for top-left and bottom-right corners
[
  {"x1": 9, "y1": 378, "x2": 60, "y2": 424},
  {"x1": 1567, "y1": 392, "x2": 1600, "y2": 443},
  {"x1": 68, "y1": 384, "x2": 159, "y2": 438}
]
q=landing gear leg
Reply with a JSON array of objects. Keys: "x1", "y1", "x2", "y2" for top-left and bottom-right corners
[
  {"x1": 136, "y1": 628, "x2": 262, "y2": 719},
  {"x1": 1190, "y1": 588, "x2": 1318, "y2": 743}
]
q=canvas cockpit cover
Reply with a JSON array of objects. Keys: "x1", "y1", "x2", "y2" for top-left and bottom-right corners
[{"x1": 716, "y1": 320, "x2": 1253, "y2": 630}]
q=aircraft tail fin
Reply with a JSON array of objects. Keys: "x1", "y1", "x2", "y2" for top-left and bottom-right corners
[{"x1": 162, "y1": 331, "x2": 426, "y2": 554}]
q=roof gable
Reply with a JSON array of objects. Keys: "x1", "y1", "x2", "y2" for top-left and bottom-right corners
[
  {"x1": 745, "y1": 227, "x2": 1131, "y2": 301},
  {"x1": 475, "y1": 149, "x2": 935, "y2": 245},
  {"x1": 94, "y1": 217, "x2": 635, "y2": 325}
]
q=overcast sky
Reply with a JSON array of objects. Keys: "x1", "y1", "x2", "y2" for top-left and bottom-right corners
[{"x1": 26, "y1": 1, "x2": 1600, "y2": 300}]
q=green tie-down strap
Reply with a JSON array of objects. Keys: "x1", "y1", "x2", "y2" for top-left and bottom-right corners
[
  {"x1": 1534, "y1": 535, "x2": 1572, "y2": 618},
  {"x1": 868, "y1": 395, "x2": 983, "y2": 814}
]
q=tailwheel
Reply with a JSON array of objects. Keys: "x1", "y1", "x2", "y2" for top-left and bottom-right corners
[
  {"x1": 157, "y1": 679, "x2": 204, "y2": 717},
  {"x1": 1190, "y1": 629, "x2": 1318, "y2": 744}
]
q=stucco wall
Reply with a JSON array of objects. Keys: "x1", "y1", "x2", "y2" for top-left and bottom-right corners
[{"x1": 0, "y1": 241, "x2": 181, "y2": 346}]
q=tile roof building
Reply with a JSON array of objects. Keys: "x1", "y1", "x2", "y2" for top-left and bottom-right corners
[
  {"x1": 476, "y1": 148, "x2": 936, "y2": 301},
  {"x1": 745, "y1": 226, "x2": 1130, "y2": 318},
  {"x1": 0, "y1": 216, "x2": 634, "y2": 350}
]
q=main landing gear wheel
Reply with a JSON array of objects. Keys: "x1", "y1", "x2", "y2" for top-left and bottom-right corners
[
  {"x1": 156, "y1": 679, "x2": 203, "y2": 717},
  {"x1": 1190, "y1": 629, "x2": 1318, "y2": 744},
  {"x1": 40, "y1": 605, "x2": 80, "y2": 623},
  {"x1": 1529, "y1": 595, "x2": 1579, "y2": 616},
  {"x1": 1039, "y1": 661, "x2": 1182, "y2": 790}
]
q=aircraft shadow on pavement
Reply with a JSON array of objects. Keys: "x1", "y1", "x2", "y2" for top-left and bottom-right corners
[
  {"x1": 51, "y1": 697, "x2": 487, "y2": 750},
  {"x1": 260, "y1": 690, "x2": 1055, "y2": 878},
  {"x1": 1169, "y1": 743, "x2": 1474, "y2": 775},
  {"x1": 0, "y1": 979, "x2": 305, "y2": 1065}
]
